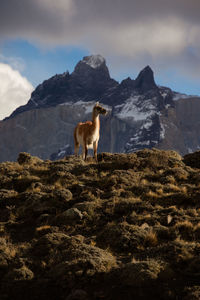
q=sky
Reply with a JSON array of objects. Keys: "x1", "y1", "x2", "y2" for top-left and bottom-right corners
[{"x1": 0, "y1": 0, "x2": 200, "y2": 120}]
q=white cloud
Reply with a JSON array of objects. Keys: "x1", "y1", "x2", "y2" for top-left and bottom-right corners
[
  {"x1": 0, "y1": 54, "x2": 25, "y2": 72},
  {"x1": 90, "y1": 18, "x2": 187, "y2": 58},
  {"x1": 0, "y1": 63, "x2": 34, "y2": 120}
]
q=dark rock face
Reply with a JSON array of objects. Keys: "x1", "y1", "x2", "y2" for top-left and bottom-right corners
[
  {"x1": 134, "y1": 65, "x2": 157, "y2": 93},
  {"x1": 1, "y1": 54, "x2": 200, "y2": 161}
]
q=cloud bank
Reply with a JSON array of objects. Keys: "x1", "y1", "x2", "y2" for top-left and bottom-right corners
[
  {"x1": 0, "y1": 0, "x2": 200, "y2": 76},
  {"x1": 0, "y1": 63, "x2": 33, "y2": 120}
]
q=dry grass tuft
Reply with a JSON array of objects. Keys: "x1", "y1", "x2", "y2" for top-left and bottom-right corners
[
  {"x1": 36, "y1": 225, "x2": 51, "y2": 232},
  {"x1": 144, "y1": 230, "x2": 158, "y2": 247}
]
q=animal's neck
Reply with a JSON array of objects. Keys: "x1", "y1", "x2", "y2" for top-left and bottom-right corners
[{"x1": 92, "y1": 112, "x2": 100, "y2": 130}]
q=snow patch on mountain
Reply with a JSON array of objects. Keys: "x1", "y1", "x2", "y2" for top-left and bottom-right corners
[
  {"x1": 57, "y1": 144, "x2": 71, "y2": 157},
  {"x1": 115, "y1": 95, "x2": 157, "y2": 121},
  {"x1": 160, "y1": 91, "x2": 168, "y2": 99},
  {"x1": 30, "y1": 98, "x2": 38, "y2": 107},
  {"x1": 50, "y1": 144, "x2": 72, "y2": 160},
  {"x1": 160, "y1": 123, "x2": 165, "y2": 140},
  {"x1": 83, "y1": 55, "x2": 105, "y2": 69},
  {"x1": 142, "y1": 119, "x2": 153, "y2": 130},
  {"x1": 74, "y1": 101, "x2": 95, "y2": 114},
  {"x1": 117, "y1": 94, "x2": 161, "y2": 153}
]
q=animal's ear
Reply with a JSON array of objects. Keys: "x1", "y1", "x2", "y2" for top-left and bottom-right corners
[{"x1": 95, "y1": 101, "x2": 99, "y2": 106}]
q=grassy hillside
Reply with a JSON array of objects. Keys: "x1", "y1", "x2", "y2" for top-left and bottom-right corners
[{"x1": 1, "y1": 149, "x2": 200, "y2": 300}]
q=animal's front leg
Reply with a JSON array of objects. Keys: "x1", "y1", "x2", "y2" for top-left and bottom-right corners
[
  {"x1": 83, "y1": 143, "x2": 88, "y2": 161},
  {"x1": 93, "y1": 141, "x2": 98, "y2": 162}
]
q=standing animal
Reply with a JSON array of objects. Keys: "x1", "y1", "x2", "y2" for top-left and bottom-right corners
[{"x1": 74, "y1": 102, "x2": 107, "y2": 161}]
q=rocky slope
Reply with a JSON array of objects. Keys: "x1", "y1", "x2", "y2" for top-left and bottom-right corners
[
  {"x1": 1, "y1": 149, "x2": 200, "y2": 299},
  {"x1": 1, "y1": 55, "x2": 200, "y2": 162}
]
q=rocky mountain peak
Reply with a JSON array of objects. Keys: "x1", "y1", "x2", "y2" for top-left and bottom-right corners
[
  {"x1": 72, "y1": 54, "x2": 110, "y2": 79},
  {"x1": 134, "y1": 65, "x2": 157, "y2": 92},
  {"x1": 120, "y1": 77, "x2": 135, "y2": 87},
  {"x1": 82, "y1": 55, "x2": 106, "y2": 69}
]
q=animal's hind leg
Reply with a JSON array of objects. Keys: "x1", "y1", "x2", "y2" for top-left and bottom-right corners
[
  {"x1": 83, "y1": 143, "x2": 88, "y2": 161},
  {"x1": 74, "y1": 142, "x2": 79, "y2": 157},
  {"x1": 74, "y1": 128, "x2": 79, "y2": 157},
  {"x1": 81, "y1": 146, "x2": 85, "y2": 160},
  {"x1": 93, "y1": 141, "x2": 98, "y2": 162}
]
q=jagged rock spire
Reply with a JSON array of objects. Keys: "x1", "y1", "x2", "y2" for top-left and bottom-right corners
[{"x1": 134, "y1": 65, "x2": 157, "y2": 92}]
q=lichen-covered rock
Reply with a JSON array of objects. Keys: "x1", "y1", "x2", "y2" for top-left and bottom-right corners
[
  {"x1": 5, "y1": 266, "x2": 34, "y2": 281},
  {"x1": 98, "y1": 223, "x2": 152, "y2": 252},
  {"x1": 183, "y1": 286, "x2": 200, "y2": 300},
  {"x1": 55, "y1": 208, "x2": 83, "y2": 224},
  {"x1": 52, "y1": 189, "x2": 73, "y2": 202},
  {"x1": 49, "y1": 239, "x2": 116, "y2": 279},
  {"x1": 183, "y1": 151, "x2": 200, "y2": 169},
  {"x1": 17, "y1": 152, "x2": 42, "y2": 165},
  {"x1": 66, "y1": 289, "x2": 88, "y2": 300},
  {"x1": 32, "y1": 233, "x2": 116, "y2": 281},
  {"x1": 120, "y1": 259, "x2": 163, "y2": 286}
]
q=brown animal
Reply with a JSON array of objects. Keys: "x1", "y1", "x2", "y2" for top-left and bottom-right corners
[{"x1": 74, "y1": 102, "x2": 107, "y2": 161}]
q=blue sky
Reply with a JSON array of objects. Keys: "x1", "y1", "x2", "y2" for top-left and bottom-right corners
[
  {"x1": 0, "y1": 40, "x2": 89, "y2": 87},
  {"x1": 0, "y1": 0, "x2": 200, "y2": 119}
]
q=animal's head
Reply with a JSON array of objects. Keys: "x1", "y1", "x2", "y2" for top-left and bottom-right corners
[{"x1": 93, "y1": 102, "x2": 107, "y2": 116}]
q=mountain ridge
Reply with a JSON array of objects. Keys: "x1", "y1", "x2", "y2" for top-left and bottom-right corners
[{"x1": 7, "y1": 56, "x2": 158, "y2": 119}]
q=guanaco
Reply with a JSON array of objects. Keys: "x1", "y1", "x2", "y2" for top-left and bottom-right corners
[{"x1": 74, "y1": 102, "x2": 107, "y2": 161}]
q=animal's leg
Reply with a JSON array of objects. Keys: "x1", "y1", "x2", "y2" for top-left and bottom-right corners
[
  {"x1": 81, "y1": 142, "x2": 88, "y2": 160},
  {"x1": 81, "y1": 145, "x2": 85, "y2": 160},
  {"x1": 93, "y1": 141, "x2": 98, "y2": 162},
  {"x1": 74, "y1": 142, "x2": 79, "y2": 157},
  {"x1": 74, "y1": 128, "x2": 79, "y2": 157},
  {"x1": 84, "y1": 144, "x2": 88, "y2": 161}
]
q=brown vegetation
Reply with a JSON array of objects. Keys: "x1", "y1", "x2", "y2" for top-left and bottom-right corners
[{"x1": 0, "y1": 149, "x2": 200, "y2": 299}]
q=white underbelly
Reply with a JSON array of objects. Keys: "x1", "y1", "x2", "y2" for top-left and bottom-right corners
[
  {"x1": 76, "y1": 130, "x2": 99, "y2": 148},
  {"x1": 87, "y1": 144, "x2": 94, "y2": 149},
  {"x1": 88, "y1": 130, "x2": 99, "y2": 144},
  {"x1": 87, "y1": 135, "x2": 99, "y2": 148}
]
